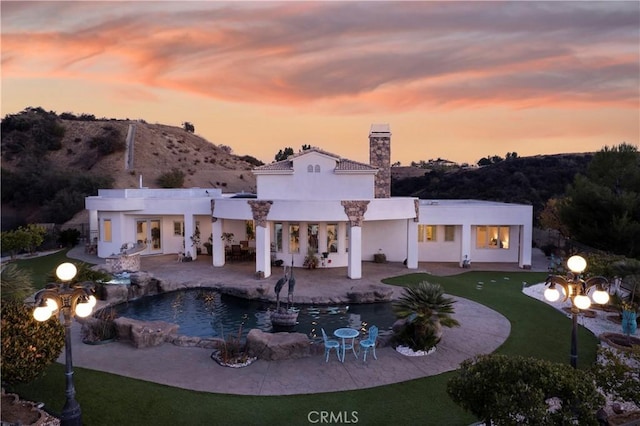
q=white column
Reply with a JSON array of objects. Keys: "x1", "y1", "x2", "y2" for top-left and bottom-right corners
[
  {"x1": 519, "y1": 223, "x2": 532, "y2": 269},
  {"x1": 460, "y1": 223, "x2": 471, "y2": 267},
  {"x1": 212, "y1": 219, "x2": 225, "y2": 267},
  {"x1": 406, "y1": 220, "x2": 418, "y2": 269},
  {"x1": 256, "y1": 224, "x2": 272, "y2": 278},
  {"x1": 348, "y1": 225, "x2": 362, "y2": 279},
  {"x1": 88, "y1": 210, "x2": 98, "y2": 242},
  {"x1": 184, "y1": 214, "x2": 195, "y2": 260}
]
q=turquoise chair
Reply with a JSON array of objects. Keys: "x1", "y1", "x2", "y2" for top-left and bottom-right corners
[
  {"x1": 321, "y1": 328, "x2": 340, "y2": 362},
  {"x1": 358, "y1": 325, "x2": 378, "y2": 362}
]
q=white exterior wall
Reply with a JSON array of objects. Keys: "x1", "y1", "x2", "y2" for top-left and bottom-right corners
[
  {"x1": 256, "y1": 153, "x2": 375, "y2": 200},
  {"x1": 362, "y1": 220, "x2": 409, "y2": 262},
  {"x1": 417, "y1": 200, "x2": 533, "y2": 267}
]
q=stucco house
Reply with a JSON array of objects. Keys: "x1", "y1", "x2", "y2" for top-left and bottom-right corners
[{"x1": 85, "y1": 124, "x2": 532, "y2": 279}]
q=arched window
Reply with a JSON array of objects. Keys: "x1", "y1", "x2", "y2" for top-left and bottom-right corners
[
  {"x1": 307, "y1": 165, "x2": 313, "y2": 173},
  {"x1": 314, "y1": 165, "x2": 321, "y2": 173}
]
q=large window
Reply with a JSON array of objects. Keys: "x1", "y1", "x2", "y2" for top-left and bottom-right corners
[
  {"x1": 476, "y1": 226, "x2": 510, "y2": 249},
  {"x1": 444, "y1": 225, "x2": 455, "y2": 242},
  {"x1": 274, "y1": 223, "x2": 283, "y2": 252},
  {"x1": 103, "y1": 219, "x2": 112, "y2": 242},
  {"x1": 308, "y1": 224, "x2": 319, "y2": 254},
  {"x1": 289, "y1": 224, "x2": 300, "y2": 253},
  {"x1": 418, "y1": 225, "x2": 437, "y2": 242},
  {"x1": 327, "y1": 223, "x2": 338, "y2": 253}
]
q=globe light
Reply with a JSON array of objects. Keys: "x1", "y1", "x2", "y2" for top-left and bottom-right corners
[
  {"x1": 567, "y1": 255, "x2": 587, "y2": 274},
  {"x1": 573, "y1": 294, "x2": 591, "y2": 310},
  {"x1": 46, "y1": 298, "x2": 59, "y2": 311},
  {"x1": 56, "y1": 262, "x2": 78, "y2": 282},
  {"x1": 74, "y1": 301, "x2": 93, "y2": 318},
  {"x1": 34, "y1": 305, "x2": 53, "y2": 322},
  {"x1": 87, "y1": 295, "x2": 97, "y2": 308},
  {"x1": 544, "y1": 287, "x2": 560, "y2": 302},
  {"x1": 592, "y1": 290, "x2": 610, "y2": 305}
]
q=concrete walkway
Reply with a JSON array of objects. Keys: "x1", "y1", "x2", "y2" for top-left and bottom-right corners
[{"x1": 63, "y1": 247, "x2": 548, "y2": 395}]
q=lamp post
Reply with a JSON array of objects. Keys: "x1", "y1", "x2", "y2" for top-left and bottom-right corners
[
  {"x1": 33, "y1": 262, "x2": 96, "y2": 426},
  {"x1": 544, "y1": 255, "x2": 609, "y2": 368}
]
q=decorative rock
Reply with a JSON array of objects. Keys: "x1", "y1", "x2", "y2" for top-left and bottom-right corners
[
  {"x1": 114, "y1": 317, "x2": 179, "y2": 348},
  {"x1": 347, "y1": 285, "x2": 393, "y2": 303},
  {"x1": 246, "y1": 329, "x2": 310, "y2": 360}
]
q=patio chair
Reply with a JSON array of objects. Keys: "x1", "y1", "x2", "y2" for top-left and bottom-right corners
[
  {"x1": 358, "y1": 325, "x2": 378, "y2": 362},
  {"x1": 321, "y1": 328, "x2": 340, "y2": 362},
  {"x1": 230, "y1": 244, "x2": 243, "y2": 261}
]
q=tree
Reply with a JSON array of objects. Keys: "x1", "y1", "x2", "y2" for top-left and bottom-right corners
[
  {"x1": 182, "y1": 122, "x2": 195, "y2": 133},
  {"x1": 274, "y1": 147, "x2": 294, "y2": 162},
  {"x1": 0, "y1": 224, "x2": 47, "y2": 258},
  {"x1": 559, "y1": 143, "x2": 640, "y2": 258},
  {"x1": 0, "y1": 268, "x2": 65, "y2": 385},
  {"x1": 392, "y1": 282, "x2": 460, "y2": 351},
  {"x1": 447, "y1": 354, "x2": 604, "y2": 425}
]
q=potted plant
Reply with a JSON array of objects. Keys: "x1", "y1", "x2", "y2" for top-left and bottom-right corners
[
  {"x1": 190, "y1": 227, "x2": 201, "y2": 255},
  {"x1": 303, "y1": 249, "x2": 319, "y2": 269},
  {"x1": 221, "y1": 232, "x2": 234, "y2": 248},
  {"x1": 203, "y1": 236, "x2": 213, "y2": 255}
]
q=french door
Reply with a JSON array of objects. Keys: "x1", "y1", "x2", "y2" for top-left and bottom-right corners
[{"x1": 136, "y1": 219, "x2": 162, "y2": 254}]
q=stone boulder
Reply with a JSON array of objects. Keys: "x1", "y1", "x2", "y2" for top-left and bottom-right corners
[
  {"x1": 246, "y1": 329, "x2": 310, "y2": 360},
  {"x1": 114, "y1": 317, "x2": 179, "y2": 348},
  {"x1": 219, "y1": 285, "x2": 269, "y2": 300},
  {"x1": 347, "y1": 284, "x2": 394, "y2": 303}
]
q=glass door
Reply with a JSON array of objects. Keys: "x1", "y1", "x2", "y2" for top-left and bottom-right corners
[{"x1": 136, "y1": 219, "x2": 162, "y2": 254}]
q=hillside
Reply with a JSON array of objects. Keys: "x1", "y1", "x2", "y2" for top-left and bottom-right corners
[
  {"x1": 391, "y1": 153, "x2": 593, "y2": 221},
  {"x1": 1, "y1": 108, "x2": 259, "y2": 227}
]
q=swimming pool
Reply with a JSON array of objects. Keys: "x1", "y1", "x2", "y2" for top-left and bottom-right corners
[{"x1": 112, "y1": 288, "x2": 397, "y2": 340}]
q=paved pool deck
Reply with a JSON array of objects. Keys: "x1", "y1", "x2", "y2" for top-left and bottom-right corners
[{"x1": 63, "y1": 247, "x2": 548, "y2": 396}]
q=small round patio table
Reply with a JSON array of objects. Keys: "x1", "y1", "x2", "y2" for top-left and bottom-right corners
[{"x1": 334, "y1": 328, "x2": 359, "y2": 362}]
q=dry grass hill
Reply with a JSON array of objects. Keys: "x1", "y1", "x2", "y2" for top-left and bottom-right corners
[
  {"x1": 1, "y1": 109, "x2": 261, "y2": 227},
  {"x1": 49, "y1": 120, "x2": 258, "y2": 192}
]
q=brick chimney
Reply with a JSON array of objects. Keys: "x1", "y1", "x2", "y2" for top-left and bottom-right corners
[{"x1": 369, "y1": 124, "x2": 391, "y2": 198}]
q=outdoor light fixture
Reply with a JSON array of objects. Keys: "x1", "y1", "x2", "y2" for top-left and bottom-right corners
[
  {"x1": 543, "y1": 255, "x2": 609, "y2": 368},
  {"x1": 33, "y1": 262, "x2": 96, "y2": 426}
]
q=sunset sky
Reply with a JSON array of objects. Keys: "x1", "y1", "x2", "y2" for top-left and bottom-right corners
[{"x1": 2, "y1": 1, "x2": 638, "y2": 166}]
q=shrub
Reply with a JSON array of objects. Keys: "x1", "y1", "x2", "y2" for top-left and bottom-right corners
[
  {"x1": 156, "y1": 168, "x2": 185, "y2": 188},
  {"x1": 392, "y1": 281, "x2": 460, "y2": 351},
  {"x1": 0, "y1": 264, "x2": 35, "y2": 302},
  {"x1": 0, "y1": 300, "x2": 65, "y2": 385},
  {"x1": 447, "y1": 354, "x2": 604, "y2": 425},
  {"x1": 88, "y1": 125, "x2": 124, "y2": 156}
]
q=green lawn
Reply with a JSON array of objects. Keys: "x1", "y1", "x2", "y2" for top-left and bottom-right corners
[{"x1": 8, "y1": 259, "x2": 599, "y2": 426}]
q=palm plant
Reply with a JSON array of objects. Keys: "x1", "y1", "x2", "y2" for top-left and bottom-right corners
[
  {"x1": 0, "y1": 263, "x2": 35, "y2": 302},
  {"x1": 393, "y1": 281, "x2": 460, "y2": 351}
]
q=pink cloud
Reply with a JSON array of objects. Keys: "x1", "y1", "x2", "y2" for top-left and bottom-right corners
[{"x1": 1, "y1": 1, "x2": 638, "y2": 113}]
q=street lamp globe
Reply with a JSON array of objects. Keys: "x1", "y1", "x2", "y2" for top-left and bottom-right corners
[
  {"x1": 74, "y1": 301, "x2": 93, "y2": 318},
  {"x1": 33, "y1": 305, "x2": 53, "y2": 322},
  {"x1": 573, "y1": 294, "x2": 591, "y2": 310},
  {"x1": 56, "y1": 262, "x2": 78, "y2": 281},
  {"x1": 544, "y1": 287, "x2": 560, "y2": 302},
  {"x1": 567, "y1": 255, "x2": 587, "y2": 274},
  {"x1": 592, "y1": 289, "x2": 610, "y2": 305}
]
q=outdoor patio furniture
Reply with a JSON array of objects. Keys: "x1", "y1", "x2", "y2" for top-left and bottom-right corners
[
  {"x1": 230, "y1": 244, "x2": 243, "y2": 261},
  {"x1": 321, "y1": 328, "x2": 340, "y2": 362},
  {"x1": 334, "y1": 327, "x2": 359, "y2": 362},
  {"x1": 358, "y1": 325, "x2": 378, "y2": 362}
]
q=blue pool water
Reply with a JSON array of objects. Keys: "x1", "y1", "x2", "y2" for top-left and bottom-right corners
[{"x1": 112, "y1": 289, "x2": 397, "y2": 340}]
